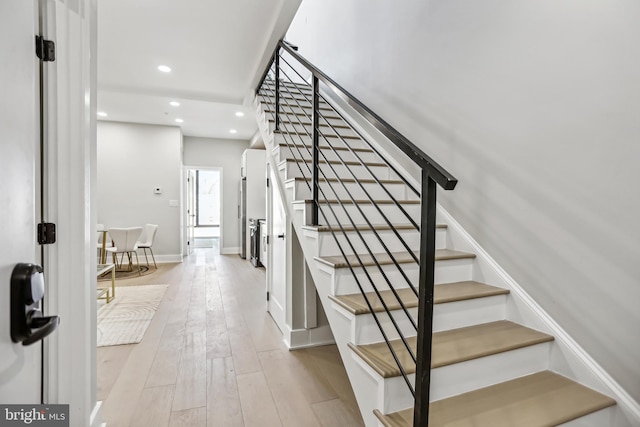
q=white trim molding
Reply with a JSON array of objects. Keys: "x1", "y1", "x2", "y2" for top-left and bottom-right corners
[
  {"x1": 152, "y1": 254, "x2": 183, "y2": 263},
  {"x1": 42, "y1": 0, "x2": 99, "y2": 425},
  {"x1": 221, "y1": 246, "x2": 240, "y2": 255},
  {"x1": 284, "y1": 325, "x2": 335, "y2": 350}
]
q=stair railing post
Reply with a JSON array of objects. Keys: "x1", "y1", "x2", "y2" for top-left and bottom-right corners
[
  {"x1": 414, "y1": 170, "x2": 437, "y2": 427},
  {"x1": 311, "y1": 75, "x2": 320, "y2": 226},
  {"x1": 274, "y1": 49, "x2": 280, "y2": 132}
]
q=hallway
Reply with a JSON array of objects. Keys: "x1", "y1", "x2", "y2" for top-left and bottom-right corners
[{"x1": 97, "y1": 247, "x2": 364, "y2": 426}]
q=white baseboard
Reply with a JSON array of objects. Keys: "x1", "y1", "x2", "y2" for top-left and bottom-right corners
[
  {"x1": 221, "y1": 246, "x2": 240, "y2": 255},
  {"x1": 437, "y1": 205, "x2": 640, "y2": 427},
  {"x1": 153, "y1": 254, "x2": 182, "y2": 263},
  {"x1": 284, "y1": 325, "x2": 335, "y2": 350}
]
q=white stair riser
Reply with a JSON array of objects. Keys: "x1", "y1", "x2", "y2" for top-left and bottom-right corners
[
  {"x1": 353, "y1": 341, "x2": 553, "y2": 414},
  {"x1": 274, "y1": 132, "x2": 370, "y2": 150},
  {"x1": 347, "y1": 305, "x2": 418, "y2": 346},
  {"x1": 283, "y1": 160, "x2": 392, "y2": 182},
  {"x1": 311, "y1": 226, "x2": 446, "y2": 257},
  {"x1": 342, "y1": 294, "x2": 508, "y2": 345},
  {"x1": 274, "y1": 144, "x2": 380, "y2": 164},
  {"x1": 318, "y1": 258, "x2": 475, "y2": 296},
  {"x1": 259, "y1": 92, "x2": 316, "y2": 104},
  {"x1": 276, "y1": 96, "x2": 328, "y2": 109},
  {"x1": 558, "y1": 407, "x2": 615, "y2": 426},
  {"x1": 429, "y1": 342, "x2": 552, "y2": 401},
  {"x1": 262, "y1": 98, "x2": 335, "y2": 115},
  {"x1": 433, "y1": 294, "x2": 507, "y2": 332},
  {"x1": 269, "y1": 121, "x2": 360, "y2": 138},
  {"x1": 263, "y1": 103, "x2": 336, "y2": 118},
  {"x1": 287, "y1": 178, "x2": 418, "y2": 202},
  {"x1": 317, "y1": 261, "x2": 418, "y2": 296},
  {"x1": 295, "y1": 201, "x2": 421, "y2": 227},
  {"x1": 434, "y1": 258, "x2": 476, "y2": 285}
]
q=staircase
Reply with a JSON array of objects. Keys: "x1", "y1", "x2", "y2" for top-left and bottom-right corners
[{"x1": 254, "y1": 41, "x2": 617, "y2": 427}]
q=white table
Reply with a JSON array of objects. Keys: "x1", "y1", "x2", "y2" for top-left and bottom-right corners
[{"x1": 97, "y1": 263, "x2": 115, "y2": 303}]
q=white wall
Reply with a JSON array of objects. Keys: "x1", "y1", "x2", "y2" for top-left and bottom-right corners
[
  {"x1": 97, "y1": 121, "x2": 183, "y2": 260},
  {"x1": 183, "y1": 136, "x2": 250, "y2": 253},
  {"x1": 287, "y1": 0, "x2": 640, "y2": 403}
]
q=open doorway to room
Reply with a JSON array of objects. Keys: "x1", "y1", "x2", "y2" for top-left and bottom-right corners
[{"x1": 186, "y1": 167, "x2": 222, "y2": 253}]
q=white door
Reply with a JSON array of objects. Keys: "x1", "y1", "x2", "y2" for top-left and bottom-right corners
[
  {"x1": 268, "y1": 166, "x2": 287, "y2": 332},
  {"x1": 186, "y1": 169, "x2": 196, "y2": 255},
  {"x1": 0, "y1": 0, "x2": 42, "y2": 403}
]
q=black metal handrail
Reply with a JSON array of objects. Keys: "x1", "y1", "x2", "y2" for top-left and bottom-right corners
[{"x1": 256, "y1": 40, "x2": 458, "y2": 427}]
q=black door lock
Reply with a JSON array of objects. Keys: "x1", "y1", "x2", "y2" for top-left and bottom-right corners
[{"x1": 10, "y1": 263, "x2": 60, "y2": 346}]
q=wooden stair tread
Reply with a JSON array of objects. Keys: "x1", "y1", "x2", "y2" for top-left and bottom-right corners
[
  {"x1": 286, "y1": 177, "x2": 405, "y2": 184},
  {"x1": 262, "y1": 81, "x2": 313, "y2": 90},
  {"x1": 277, "y1": 142, "x2": 373, "y2": 153},
  {"x1": 329, "y1": 281, "x2": 508, "y2": 315},
  {"x1": 263, "y1": 108, "x2": 339, "y2": 119},
  {"x1": 267, "y1": 117, "x2": 350, "y2": 129},
  {"x1": 275, "y1": 130, "x2": 360, "y2": 140},
  {"x1": 315, "y1": 249, "x2": 475, "y2": 269},
  {"x1": 262, "y1": 104, "x2": 342, "y2": 113},
  {"x1": 284, "y1": 158, "x2": 387, "y2": 167},
  {"x1": 348, "y1": 320, "x2": 553, "y2": 377},
  {"x1": 374, "y1": 371, "x2": 615, "y2": 427},
  {"x1": 294, "y1": 199, "x2": 421, "y2": 205},
  {"x1": 259, "y1": 92, "x2": 326, "y2": 103},
  {"x1": 263, "y1": 104, "x2": 334, "y2": 112},
  {"x1": 301, "y1": 224, "x2": 443, "y2": 233}
]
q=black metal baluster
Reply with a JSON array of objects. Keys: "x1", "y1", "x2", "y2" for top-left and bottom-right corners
[
  {"x1": 312, "y1": 75, "x2": 320, "y2": 226},
  {"x1": 414, "y1": 172, "x2": 437, "y2": 427},
  {"x1": 274, "y1": 51, "x2": 280, "y2": 131}
]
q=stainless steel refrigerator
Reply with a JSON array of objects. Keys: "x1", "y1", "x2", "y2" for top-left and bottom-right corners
[{"x1": 239, "y1": 177, "x2": 246, "y2": 258}]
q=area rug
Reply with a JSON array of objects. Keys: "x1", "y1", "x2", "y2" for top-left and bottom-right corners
[
  {"x1": 97, "y1": 264, "x2": 155, "y2": 281},
  {"x1": 97, "y1": 284, "x2": 168, "y2": 347}
]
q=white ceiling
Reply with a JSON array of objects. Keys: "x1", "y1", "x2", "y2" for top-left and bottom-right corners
[{"x1": 97, "y1": 0, "x2": 300, "y2": 140}]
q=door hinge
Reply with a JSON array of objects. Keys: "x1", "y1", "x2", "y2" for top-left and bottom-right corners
[
  {"x1": 266, "y1": 178, "x2": 270, "y2": 187},
  {"x1": 37, "y1": 222, "x2": 56, "y2": 245},
  {"x1": 35, "y1": 36, "x2": 56, "y2": 62},
  {"x1": 266, "y1": 291, "x2": 270, "y2": 301}
]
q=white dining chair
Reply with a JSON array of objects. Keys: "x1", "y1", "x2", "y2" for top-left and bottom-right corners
[
  {"x1": 137, "y1": 224, "x2": 159, "y2": 268},
  {"x1": 105, "y1": 227, "x2": 143, "y2": 275}
]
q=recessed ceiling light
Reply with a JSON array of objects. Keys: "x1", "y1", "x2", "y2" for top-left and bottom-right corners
[
  {"x1": 158, "y1": 65, "x2": 172, "y2": 73},
  {"x1": 229, "y1": 129, "x2": 237, "y2": 134},
  {"x1": 175, "y1": 118, "x2": 184, "y2": 123},
  {"x1": 97, "y1": 111, "x2": 108, "y2": 117},
  {"x1": 170, "y1": 101, "x2": 180, "y2": 107},
  {"x1": 235, "y1": 111, "x2": 244, "y2": 117}
]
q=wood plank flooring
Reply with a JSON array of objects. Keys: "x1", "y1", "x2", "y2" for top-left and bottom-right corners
[{"x1": 98, "y1": 246, "x2": 364, "y2": 427}]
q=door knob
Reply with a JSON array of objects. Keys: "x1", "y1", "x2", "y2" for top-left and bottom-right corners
[{"x1": 277, "y1": 234, "x2": 285, "y2": 239}]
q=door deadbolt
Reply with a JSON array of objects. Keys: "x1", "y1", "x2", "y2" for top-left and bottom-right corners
[{"x1": 10, "y1": 263, "x2": 60, "y2": 346}]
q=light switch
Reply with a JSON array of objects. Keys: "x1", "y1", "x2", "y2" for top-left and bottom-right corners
[{"x1": 169, "y1": 200, "x2": 179, "y2": 207}]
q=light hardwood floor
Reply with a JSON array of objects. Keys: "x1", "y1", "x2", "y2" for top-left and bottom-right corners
[{"x1": 97, "y1": 246, "x2": 364, "y2": 427}]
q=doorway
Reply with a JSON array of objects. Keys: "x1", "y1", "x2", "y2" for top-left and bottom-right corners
[
  {"x1": 185, "y1": 167, "x2": 222, "y2": 253},
  {"x1": 267, "y1": 163, "x2": 286, "y2": 333}
]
